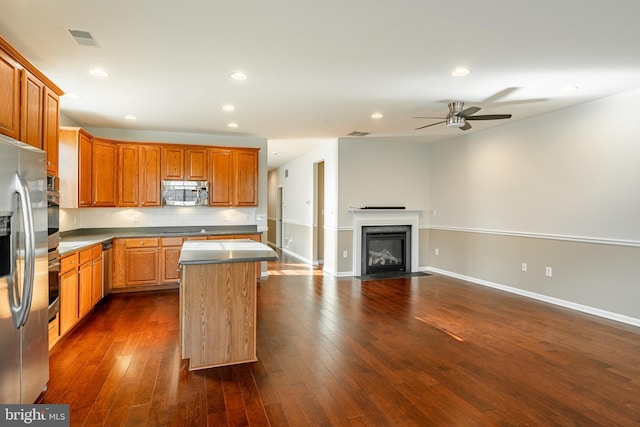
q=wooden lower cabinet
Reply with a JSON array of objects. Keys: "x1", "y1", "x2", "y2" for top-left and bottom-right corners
[
  {"x1": 48, "y1": 315, "x2": 59, "y2": 350},
  {"x1": 181, "y1": 261, "x2": 257, "y2": 370},
  {"x1": 91, "y1": 250, "x2": 103, "y2": 306},
  {"x1": 112, "y1": 233, "x2": 262, "y2": 292},
  {"x1": 160, "y1": 237, "x2": 183, "y2": 284},
  {"x1": 113, "y1": 238, "x2": 160, "y2": 289},
  {"x1": 59, "y1": 244, "x2": 103, "y2": 339},
  {"x1": 78, "y1": 261, "x2": 92, "y2": 318},
  {"x1": 59, "y1": 266, "x2": 79, "y2": 335}
]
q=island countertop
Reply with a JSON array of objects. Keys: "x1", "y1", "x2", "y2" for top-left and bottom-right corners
[{"x1": 179, "y1": 240, "x2": 278, "y2": 265}]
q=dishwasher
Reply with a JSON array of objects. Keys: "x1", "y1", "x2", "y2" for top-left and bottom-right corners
[{"x1": 102, "y1": 241, "x2": 113, "y2": 296}]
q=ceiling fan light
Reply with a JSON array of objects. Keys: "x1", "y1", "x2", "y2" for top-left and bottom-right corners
[{"x1": 446, "y1": 116, "x2": 465, "y2": 128}]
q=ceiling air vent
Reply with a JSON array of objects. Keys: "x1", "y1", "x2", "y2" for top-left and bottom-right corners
[
  {"x1": 66, "y1": 28, "x2": 99, "y2": 47},
  {"x1": 347, "y1": 131, "x2": 370, "y2": 137}
]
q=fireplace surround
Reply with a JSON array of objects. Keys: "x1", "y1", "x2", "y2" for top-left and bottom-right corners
[{"x1": 350, "y1": 209, "x2": 421, "y2": 276}]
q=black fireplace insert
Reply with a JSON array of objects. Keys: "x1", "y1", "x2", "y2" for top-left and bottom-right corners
[{"x1": 361, "y1": 225, "x2": 411, "y2": 275}]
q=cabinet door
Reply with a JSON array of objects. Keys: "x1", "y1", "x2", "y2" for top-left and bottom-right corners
[
  {"x1": 118, "y1": 144, "x2": 140, "y2": 207},
  {"x1": 125, "y1": 248, "x2": 159, "y2": 285},
  {"x1": 209, "y1": 149, "x2": 233, "y2": 206},
  {"x1": 140, "y1": 145, "x2": 161, "y2": 206},
  {"x1": 91, "y1": 255, "x2": 103, "y2": 306},
  {"x1": 160, "y1": 246, "x2": 182, "y2": 284},
  {"x1": 91, "y1": 139, "x2": 118, "y2": 206},
  {"x1": 0, "y1": 48, "x2": 21, "y2": 139},
  {"x1": 43, "y1": 87, "x2": 59, "y2": 176},
  {"x1": 78, "y1": 133, "x2": 92, "y2": 207},
  {"x1": 186, "y1": 148, "x2": 208, "y2": 180},
  {"x1": 59, "y1": 269, "x2": 79, "y2": 335},
  {"x1": 235, "y1": 150, "x2": 259, "y2": 206},
  {"x1": 78, "y1": 262, "x2": 92, "y2": 317},
  {"x1": 161, "y1": 146, "x2": 184, "y2": 180},
  {"x1": 20, "y1": 69, "x2": 44, "y2": 149}
]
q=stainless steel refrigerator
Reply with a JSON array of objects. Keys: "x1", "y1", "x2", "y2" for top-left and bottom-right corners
[{"x1": 0, "y1": 134, "x2": 49, "y2": 404}]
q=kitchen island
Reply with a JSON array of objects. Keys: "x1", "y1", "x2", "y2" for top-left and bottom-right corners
[{"x1": 179, "y1": 240, "x2": 278, "y2": 370}]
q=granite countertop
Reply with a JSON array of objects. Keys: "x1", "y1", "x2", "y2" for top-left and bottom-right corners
[
  {"x1": 59, "y1": 226, "x2": 261, "y2": 256},
  {"x1": 179, "y1": 240, "x2": 278, "y2": 265}
]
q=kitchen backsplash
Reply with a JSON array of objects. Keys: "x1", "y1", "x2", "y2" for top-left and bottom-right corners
[{"x1": 60, "y1": 206, "x2": 258, "y2": 231}]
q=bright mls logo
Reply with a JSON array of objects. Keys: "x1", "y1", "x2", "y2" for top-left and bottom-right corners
[{"x1": 0, "y1": 405, "x2": 69, "y2": 426}]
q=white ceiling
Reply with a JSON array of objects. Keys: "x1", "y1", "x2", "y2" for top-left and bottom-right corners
[{"x1": 2, "y1": 0, "x2": 640, "y2": 168}]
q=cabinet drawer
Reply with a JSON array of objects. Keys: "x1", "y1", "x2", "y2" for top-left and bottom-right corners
[
  {"x1": 60, "y1": 253, "x2": 79, "y2": 273},
  {"x1": 125, "y1": 238, "x2": 159, "y2": 248},
  {"x1": 91, "y1": 244, "x2": 102, "y2": 259},
  {"x1": 161, "y1": 236, "x2": 183, "y2": 247},
  {"x1": 79, "y1": 248, "x2": 92, "y2": 264}
]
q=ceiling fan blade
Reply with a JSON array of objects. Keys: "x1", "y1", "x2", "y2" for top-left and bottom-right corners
[
  {"x1": 415, "y1": 121, "x2": 445, "y2": 130},
  {"x1": 481, "y1": 87, "x2": 521, "y2": 103},
  {"x1": 458, "y1": 106, "x2": 481, "y2": 117},
  {"x1": 460, "y1": 122, "x2": 472, "y2": 131},
  {"x1": 465, "y1": 114, "x2": 512, "y2": 120}
]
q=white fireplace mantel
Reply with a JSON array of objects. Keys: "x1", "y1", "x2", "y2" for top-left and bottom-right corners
[{"x1": 350, "y1": 209, "x2": 422, "y2": 276}]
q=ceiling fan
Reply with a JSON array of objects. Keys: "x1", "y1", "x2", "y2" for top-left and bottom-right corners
[{"x1": 414, "y1": 101, "x2": 512, "y2": 131}]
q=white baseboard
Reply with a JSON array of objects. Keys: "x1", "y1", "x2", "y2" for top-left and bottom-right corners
[{"x1": 426, "y1": 267, "x2": 640, "y2": 328}]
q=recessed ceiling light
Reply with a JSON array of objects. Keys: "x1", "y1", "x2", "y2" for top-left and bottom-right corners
[
  {"x1": 371, "y1": 112, "x2": 383, "y2": 119},
  {"x1": 89, "y1": 68, "x2": 109, "y2": 77},
  {"x1": 230, "y1": 72, "x2": 247, "y2": 80},
  {"x1": 227, "y1": 122, "x2": 239, "y2": 128},
  {"x1": 451, "y1": 67, "x2": 470, "y2": 77},
  {"x1": 222, "y1": 104, "x2": 235, "y2": 112},
  {"x1": 124, "y1": 115, "x2": 137, "y2": 121}
]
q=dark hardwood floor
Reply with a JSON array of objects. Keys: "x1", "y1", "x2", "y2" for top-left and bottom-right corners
[{"x1": 41, "y1": 251, "x2": 640, "y2": 426}]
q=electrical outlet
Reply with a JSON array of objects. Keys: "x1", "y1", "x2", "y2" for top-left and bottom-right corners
[
  {"x1": 545, "y1": 266, "x2": 553, "y2": 277},
  {"x1": 133, "y1": 215, "x2": 139, "y2": 223},
  {"x1": 521, "y1": 263, "x2": 527, "y2": 272},
  {"x1": 343, "y1": 251, "x2": 348, "y2": 258},
  {"x1": 435, "y1": 248, "x2": 439, "y2": 256}
]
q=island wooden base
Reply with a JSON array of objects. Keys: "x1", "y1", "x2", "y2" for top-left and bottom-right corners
[{"x1": 180, "y1": 261, "x2": 257, "y2": 370}]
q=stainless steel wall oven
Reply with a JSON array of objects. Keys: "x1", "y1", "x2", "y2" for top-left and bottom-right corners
[{"x1": 46, "y1": 175, "x2": 60, "y2": 320}]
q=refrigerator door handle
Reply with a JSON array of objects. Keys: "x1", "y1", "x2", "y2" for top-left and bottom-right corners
[{"x1": 8, "y1": 172, "x2": 36, "y2": 329}]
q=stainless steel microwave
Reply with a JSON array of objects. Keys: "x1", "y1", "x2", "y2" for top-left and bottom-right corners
[{"x1": 161, "y1": 180, "x2": 209, "y2": 206}]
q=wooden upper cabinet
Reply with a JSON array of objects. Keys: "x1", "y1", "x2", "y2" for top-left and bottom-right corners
[
  {"x1": 0, "y1": 48, "x2": 21, "y2": 140},
  {"x1": 209, "y1": 148, "x2": 259, "y2": 207},
  {"x1": 235, "y1": 149, "x2": 259, "y2": 206},
  {"x1": 77, "y1": 132, "x2": 92, "y2": 207},
  {"x1": 161, "y1": 145, "x2": 207, "y2": 181},
  {"x1": 1, "y1": 37, "x2": 63, "y2": 172},
  {"x1": 140, "y1": 145, "x2": 161, "y2": 206},
  {"x1": 43, "y1": 87, "x2": 60, "y2": 176},
  {"x1": 20, "y1": 69, "x2": 44, "y2": 149},
  {"x1": 161, "y1": 146, "x2": 184, "y2": 180},
  {"x1": 186, "y1": 148, "x2": 208, "y2": 180},
  {"x1": 209, "y1": 148, "x2": 233, "y2": 206},
  {"x1": 118, "y1": 144, "x2": 140, "y2": 207},
  {"x1": 91, "y1": 139, "x2": 117, "y2": 207},
  {"x1": 118, "y1": 144, "x2": 161, "y2": 207}
]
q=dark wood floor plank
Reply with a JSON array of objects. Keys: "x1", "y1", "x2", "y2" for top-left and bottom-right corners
[{"x1": 41, "y1": 251, "x2": 640, "y2": 426}]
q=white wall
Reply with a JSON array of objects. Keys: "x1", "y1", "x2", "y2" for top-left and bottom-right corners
[
  {"x1": 269, "y1": 139, "x2": 338, "y2": 266},
  {"x1": 337, "y1": 139, "x2": 431, "y2": 227},
  {"x1": 427, "y1": 88, "x2": 640, "y2": 323},
  {"x1": 429, "y1": 89, "x2": 640, "y2": 242}
]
